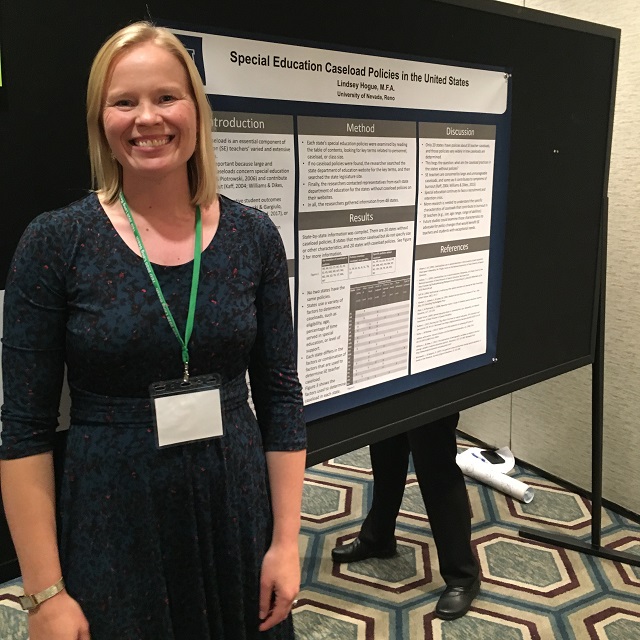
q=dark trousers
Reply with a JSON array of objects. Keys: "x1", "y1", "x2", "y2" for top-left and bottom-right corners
[{"x1": 359, "y1": 413, "x2": 479, "y2": 587}]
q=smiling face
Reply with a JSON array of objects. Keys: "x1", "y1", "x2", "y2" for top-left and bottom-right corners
[{"x1": 102, "y1": 42, "x2": 198, "y2": 184}]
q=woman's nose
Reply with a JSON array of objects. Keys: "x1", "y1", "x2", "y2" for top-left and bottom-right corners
[{"x1": 135, "y1": 101, "x2": 162, "y2": 125}]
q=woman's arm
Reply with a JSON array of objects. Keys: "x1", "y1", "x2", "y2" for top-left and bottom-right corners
[
  {"x1": 1, "y1": 455, "x2": 90, "y2": 639},
  {"x1": 1, "y1": 209, "x2": 89, "y2": 638},
  {"x1": 258, "y1": 449, "x2": 306, "y2": 632},
  {"x1": 244, "y1": 206, "x2": 307, "y2": 631},
  {"x1": 1, "y1": 211, "x2": 68, "y2": 589},
  {"x1": 1, "y1": 453, "x2": 60, "y2": 594}
]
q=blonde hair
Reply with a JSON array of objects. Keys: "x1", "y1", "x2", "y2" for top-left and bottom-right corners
[{"x1": 87, "y1": 21, "x2": 217, "y2": 206}]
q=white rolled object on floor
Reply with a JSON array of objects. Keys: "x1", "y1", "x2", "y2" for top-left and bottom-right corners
[{"x1": 456, "y1": 448, "x2": 534, "y2": 503}]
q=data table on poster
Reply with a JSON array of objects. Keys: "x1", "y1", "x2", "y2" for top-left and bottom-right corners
[
  {"x1": 321, "y1": 251, "x2": 397, "y2": 283},
  {"x1": 347, "y1": 277, "x2": 411, "y2": 386}
]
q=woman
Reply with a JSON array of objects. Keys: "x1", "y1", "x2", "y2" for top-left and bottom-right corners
[{"x1": 0, "y1": 21, "x2": 306, "y2": 640}]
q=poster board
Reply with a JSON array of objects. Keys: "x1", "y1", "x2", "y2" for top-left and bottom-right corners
[{"x1": 172, "y1": 26, "x2": 512, "y2": 423}]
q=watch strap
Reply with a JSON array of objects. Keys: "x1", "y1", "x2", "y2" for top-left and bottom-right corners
[{"x1": 19, "y1": 577, "x2": 65, "y2": 611}]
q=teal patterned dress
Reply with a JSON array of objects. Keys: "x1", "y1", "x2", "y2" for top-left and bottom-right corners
[{"x1": 0, "y1": 193, "x2": 306, "y2": 639}]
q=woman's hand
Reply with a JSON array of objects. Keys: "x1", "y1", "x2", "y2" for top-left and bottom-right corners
[
  {"x1": 28, "y1": 591, "x2": 90, "y2": 640},
  {"x1": 258, "y1": 541, "x2": 300, "y2": 631}
]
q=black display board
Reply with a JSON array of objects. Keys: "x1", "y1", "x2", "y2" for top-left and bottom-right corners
[{"x1": 0, "y1": 0, "x2": 619, "y2": 581}]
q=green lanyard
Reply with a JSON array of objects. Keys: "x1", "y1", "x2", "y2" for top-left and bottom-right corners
[{"x1": 119, "y1": 191, "x2": 202, "y2": 383}]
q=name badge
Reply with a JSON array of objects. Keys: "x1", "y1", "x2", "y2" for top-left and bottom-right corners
[{"x1": 149, "y1": 374, "x2": 224, "y2": 448}]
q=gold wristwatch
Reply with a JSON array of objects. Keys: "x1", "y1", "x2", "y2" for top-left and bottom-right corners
[{"x1": 19, "y1": 577, "x2": 66, "y2": 611}]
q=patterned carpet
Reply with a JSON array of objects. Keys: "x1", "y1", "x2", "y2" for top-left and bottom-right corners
[{"x1": 2, "y1": 436, "x2": 640, "y2": 639}]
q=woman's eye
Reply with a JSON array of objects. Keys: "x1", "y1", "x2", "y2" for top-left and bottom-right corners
[
  {"x1": 159, "y1": 95, "x2": 176, "y2": 103},
  {"x1": 113, "y1": 99, "x2": 133, "y2": 108}
]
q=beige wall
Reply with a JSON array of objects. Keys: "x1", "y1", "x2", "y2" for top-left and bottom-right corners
[{"x1": 460, "y1": 0, "x2": 640, "y2": 514}]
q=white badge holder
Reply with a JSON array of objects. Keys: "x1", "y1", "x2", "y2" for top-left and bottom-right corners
[{"x1": 149, "y1": 374, "x2": 224, "y2": 448}]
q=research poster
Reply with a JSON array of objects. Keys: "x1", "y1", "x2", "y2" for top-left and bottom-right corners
[{"x1": 171, "y1": 27, "x2": 511, "y2": 418}]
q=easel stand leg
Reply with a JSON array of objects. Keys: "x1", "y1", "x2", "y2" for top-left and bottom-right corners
[{"x1": 519, "y1": 198, "x2": 640, "y2": 569}]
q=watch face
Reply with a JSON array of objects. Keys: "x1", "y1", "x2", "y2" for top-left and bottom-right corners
[{"x1": 18, "y1": 595, "x2": 35, "y2": 610}]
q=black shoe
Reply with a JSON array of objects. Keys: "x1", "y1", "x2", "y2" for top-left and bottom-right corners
[
  {"x1": 331, "y1": 537, "x2": 397, "y2": 563},
  {"x1": 435, "y1": 578, "x2": 480, "y2": 620}
]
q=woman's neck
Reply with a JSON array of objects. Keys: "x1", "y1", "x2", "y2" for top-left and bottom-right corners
[
  {"x1": 99, "y1": 169, "x2": 220, "y2": 267},
  {"x1": 120, "y1": 171, "x2": 194, "y2": 223}
]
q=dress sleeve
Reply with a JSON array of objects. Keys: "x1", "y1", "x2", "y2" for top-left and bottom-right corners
[
  {"x1": 247, "y1": 213, "x2": 306, "y2": 452},
  {"x1": 0, "y1": 212, "x2": 68, "y2": 459}
]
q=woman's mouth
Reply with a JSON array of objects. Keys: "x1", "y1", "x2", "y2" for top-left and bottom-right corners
[{"x1": 130, "y1": 135, "x2": 174, "y2": 147}]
